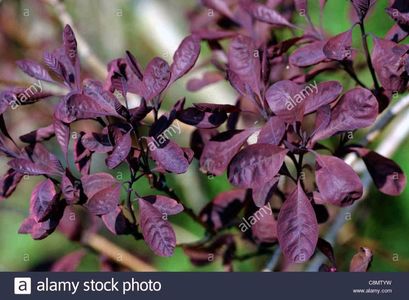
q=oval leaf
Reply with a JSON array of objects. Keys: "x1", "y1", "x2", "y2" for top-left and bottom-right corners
[
  {"x1": 277, "y1": 183, "x2": 319, "y2": 263},
  {"x1": 315, "y1": 154, "x2": 363, "y2": 207},
  {"x1": 228, "y1": 144, "x2": 287, "y2": 188},
  {"x1": 138, "y1": 198, "x2": 176, "y2": 257}
]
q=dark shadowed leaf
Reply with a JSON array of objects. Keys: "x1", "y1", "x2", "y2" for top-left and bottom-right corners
[
  {"x1": 0, "y1": 168, "x2": 24, "y2": 200},
  {"x1": 200, "y1": 129, "x2": 255, "y2": 175},
  {"x1": 138, "y1": 198, "x2": 176, "y2": 257},
  {"x1": 317, "y1": 238, "x2": 336, "y2": 267},
  {"x1": 323, "y1": 29, "x2": 353, "y2": 61},
  {"x1": 199, "y1": 189, "x2": 246, "y2": 230},
  {"x1": 82, "y1": 173, "x2": 120, "y2": 215},
  {"x1": 349, "y1": 247, "x2": 373, "y2": 272},
  {"x1": 51, "y1": 250, "x2": 85, "y2": 272},
  {"x1": 289, "y1": 41, "x2": 326, "y2": 67},
  {"x1": 142, "y1": 195, "x2": 184, "y2": 216},
  {"x1": 61, "y1": 170, "x2": 80, "y2": 205},
  {"x1": 73, "y1": 132, "x2": 92, "y2": 175},
  {"x1": 170, "y1": 35, "x2": 201, "y2": 84},
  {"x1": 315, "y1": 154, "x2": 363, "y2": 206},
  {"x1": 18, "y1": 203, "x2": 65, "y2": 240},
  {"x1": 352, "y1": 148, "x2": 406, "y2": 196},
  {"x1": 228, "y1": 144, "x2": 287, "y2": 188},
  {"x1": 101, "y1": 206, "x2": 132, "y2": 235},
  {"x1": 20, "y1": 124, "x2": 55, "y2": 143},
  {"x1": 277, "y1": 183, "x2": 318, "y2": 263},
  {"x1": 30, "y1": 179, "x2": 59, "y2": 222},
  {"x1": 190, "y1": 128, "x2": 218, "y2": 159},
  {"x1": 177, "y1": 107, "x2": 227, "y2": 129}
]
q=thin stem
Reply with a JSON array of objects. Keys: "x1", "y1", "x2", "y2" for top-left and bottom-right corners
[
  {"x1": 359, "y1": 22, "x2": 380, "y2": 90},
  {"x1": 341, "y1": 62, "x2": 368, "y2": 89}
]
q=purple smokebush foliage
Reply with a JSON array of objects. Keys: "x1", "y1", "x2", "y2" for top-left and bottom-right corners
[{"x1": 0, "y1": 0, "x2": 407, "y2": 271}]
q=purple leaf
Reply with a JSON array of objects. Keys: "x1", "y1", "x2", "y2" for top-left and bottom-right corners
[
  {"x1": 63, "y1": 25, "x2": 78, "y2": 68},
  {"x1": 106, "y1": 129, "x2": 132, "y2": 169},
  {"x1": 371, "y1": 37, "x2": 409, "y2": 93},
  {"x1": 248, "y1": 2, "x2": 295, "y2": 28},
  {"x1": 315, "y1": 154, "x2": 363, "y2": 206},
  {"x1": 16, "y1": 60, "x2": 55, "y2": 83},
  {"x1": 257, "y1": 116, "x2": 285, "y2": 145},
  {"x1": 53, "y1": 118, "x2": 70, "y2": 162},
  {"x1": 138, "y1": 198, "x2": 176, "y2": 257},
  {"x1": 277, "y1": 183, "x2": 319, "y2": 263},
  {"x1": 228, "y1": 144, "x2": 287, "y2": 188},
  {"x1": 266, "y1": 80, "x2": 304, "y2": 123},
  {"x1": 351, "y1": 0, "x2": 375, "y2": 20},
  {"x1": 312, "y1": 87, "x2": 378, "y2": 142},
  {"x1": 30, "y1": 179, "x2": 59, "y2": 222},
  {"x1": 148, "y1": 138, "x2": 189, "y2": 174},
  {"x1": 289, "y1": 41, "x2": 326, "y2": 67},
  {"x1": 200, "y1": 129, "x2": 255, "y2": 176},
  {"x1": 323, "y1": 29, "x2": 353, "y2": 61},
  {"x1": 186, "y1": 71, "x2": 224, "y2": 92},
  {"x1": 51, "y1": 250, "x2": 85, "y2": 272},
  {"x1": 0, "y1": 168, "x2": 24, "y2": 200},
  {"x1": 81, "y1": 131, "x2": 113, "y2": 153},
  {"x1": 57, "y1": 93, "x2": 121, "y2": 123},
  {"x1": 252, "y1": 209, "x2": 277, "y2": 244},
  {"x1": 228, "y1": 35, "x2": 261, "y2": 98},
  {"x1": 82, "y1": 173, "x2": 121, "y2": 215},
  {"x1": 304, "y1": 81, "x2": 343, "y2": 114},
  {"x1": 252, "y1": 177, "x2": 279, "y2": 207},
  {"x1": 170, "y1": 35, "x2": 201, "y2": 84},
  {"x1": 8, "y1": 143, "x2": 64, "y2": 177},
  {"x1": 201, "y1": 0, "x2": 235, "y2": 19},
  {"x1": 139, "y1": 57, "x2": 171, "y2": 101},
  {"x1": 349, "y1": 247, "x2": 373, "y2": 272},
  {"x1": 142, "y1": 195, "x2": 184, "y2": 216}
]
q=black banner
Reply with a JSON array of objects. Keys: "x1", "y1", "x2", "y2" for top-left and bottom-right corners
[{"x1": 0, "y1": 272, "x2": 408, "y2": 300}]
